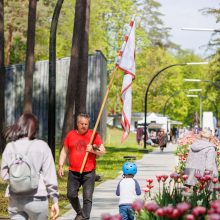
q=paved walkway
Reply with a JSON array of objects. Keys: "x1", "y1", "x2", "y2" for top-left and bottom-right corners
[{"x1": 57, "y1": 143, "x2": 178, "y2": 220}]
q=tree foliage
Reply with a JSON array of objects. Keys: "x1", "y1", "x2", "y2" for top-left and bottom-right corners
[{"x1": 3, "y1": 0, "x2": 219, "y2": 127}]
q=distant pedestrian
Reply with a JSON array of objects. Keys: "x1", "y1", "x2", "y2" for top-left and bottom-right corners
[
  {"x1": 1, "y1": 113, "x2": 59, "y2": 220},
  {"x1": 136, "y1": 127, "x2": 143, "y2": 145},
  {"x1": 116, "y1": 162, "x2": 141, "y2": 220},
  {"x1": 158, "y1": 129, "x2": 168, "y2": 152}
]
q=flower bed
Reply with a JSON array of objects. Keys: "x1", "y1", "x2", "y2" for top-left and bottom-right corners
[{"x1": 101, "y1": 131, "x2": 220, "y2": 220}]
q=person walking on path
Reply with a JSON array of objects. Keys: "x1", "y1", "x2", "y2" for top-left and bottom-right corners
[
  {"x1": 1, "y1": 113, "x2": 59, "y2": 220},
  {"x1": 158, "y1": 129, "x2": 168, "y2": 152},
  {"x1": 184, "y1": 129, "x2": 218, "y2": 189},
  {"x1": 116, "y1": 162, "x2": 141, "y2": 220},
  {"x1": 58, "y1": 113, "x2": 106, "y2": 220}
]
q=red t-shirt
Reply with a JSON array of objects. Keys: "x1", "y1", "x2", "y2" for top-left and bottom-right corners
[{"x1": 64, "y1": 130, "x2": 103, "y2": 172}]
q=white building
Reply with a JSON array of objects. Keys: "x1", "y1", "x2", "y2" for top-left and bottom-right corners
[{"x1": 107, "y1": 112, "x2": 182, "y2": 132}]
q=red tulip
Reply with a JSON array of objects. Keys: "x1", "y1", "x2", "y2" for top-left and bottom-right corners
[
  {"x1": 182, "y1": 174, "x2": 188, "y2": 181},
  {"x1": 156, "y1": 175, "x2": 162, "y2": 182},
  {"x1": 147, "y1": 185, "x2": 154, "y2": 189},
  {"x1": 161, "y1": 175, "x2": 168, "y2": 182},
  {"x1": 170, "y1": 208, "x2": 181, "y2": 219},
  {"x1": 146, "y1": 178, "x2": 153, "y2": 183}
]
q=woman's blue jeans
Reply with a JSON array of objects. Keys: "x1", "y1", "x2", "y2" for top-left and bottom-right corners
[{"x1": 67, "y1": 170, "x2": 96, "y2": 220}]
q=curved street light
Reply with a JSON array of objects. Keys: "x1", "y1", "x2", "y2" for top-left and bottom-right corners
[
  {"x1": 163, "y1": 89, "x2": 218, "y2": 131},
  {"x1": 143, "y1": 62, "x2": 208, "y2": 149},
  {"x1": 184, "y1": 78, "x2": 220, "y2": 126},
  {"x1": 184, "y1": 78, "x2": 220, "y2": 89},
  {"x1": 181, "y1": 28, "x2": 220, "y2": 33}
]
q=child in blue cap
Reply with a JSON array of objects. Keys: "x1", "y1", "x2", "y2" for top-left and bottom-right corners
[{"x1": 116, "y1": 162, "x2": 141, "y2": 220}]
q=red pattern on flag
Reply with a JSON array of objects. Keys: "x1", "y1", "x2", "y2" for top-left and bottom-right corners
[{"x1": 116, "y1": 17, "x2": 135, "y2": 142}]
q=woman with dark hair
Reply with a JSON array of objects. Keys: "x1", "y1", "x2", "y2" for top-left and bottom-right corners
[{"x1": 1, "y1": 113, "x2": 59, "y2": 220}]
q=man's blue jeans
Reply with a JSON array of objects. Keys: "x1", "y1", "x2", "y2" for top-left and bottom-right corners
[
  {"x1": 119, "y1": 204, "x2": 134, "y2": 220},
  {"x1": 67, "y1": 170, "x2": 96, "y2": 220}
]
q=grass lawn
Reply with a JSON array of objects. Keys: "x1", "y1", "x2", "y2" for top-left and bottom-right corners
[{"x1": 0, "y1": 126, "x2": 153, "y2": 218}]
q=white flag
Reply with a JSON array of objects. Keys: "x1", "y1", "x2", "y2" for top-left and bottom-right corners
[{"x1": 117, "y1": 17, "x2": 135, "y2": 143}]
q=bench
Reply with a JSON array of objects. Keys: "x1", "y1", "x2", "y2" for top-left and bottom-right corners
[{"x1": 123, "y1": 156, "x2": 136, "y2": 161}]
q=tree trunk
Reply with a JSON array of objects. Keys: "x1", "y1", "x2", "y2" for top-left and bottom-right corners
[
  {"x1": 23, "y1": 0, "x2": 37, "y2": 113},
  {"x1": 0, "y1": 0, "x2": 5, "y2": 153},
  {"x1": 48, "y1": 0, "x2": 64, "y2": 159},
  {"x1": 61, "y1": 0, "x2": 90, "y2": 146},
  {"x1": 74, "y1": 0, "x2": 90, "y2": 124},
  {"x1": 5, "y1": 23, "x2": 13, "y2": 65}
]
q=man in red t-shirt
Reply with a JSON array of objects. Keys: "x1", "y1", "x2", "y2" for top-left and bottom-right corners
[{"x1": 58, "y1": 113, "x2": 106, "y2": 220}]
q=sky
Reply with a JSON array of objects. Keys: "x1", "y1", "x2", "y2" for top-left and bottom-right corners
[{"x1": 157, "y1": 0, "x2": 220, "y2": 57}]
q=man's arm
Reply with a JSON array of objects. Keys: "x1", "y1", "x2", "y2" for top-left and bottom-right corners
[
  {"x1": 58, "y1": 146, "x2": 69, "y2": 177},
  {"x1": 86, "y1": 144, "x2": 106, "y2": 156}
]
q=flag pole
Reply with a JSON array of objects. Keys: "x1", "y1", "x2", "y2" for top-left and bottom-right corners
[{"x1": 80, "y1": 66, "x2": 118, "y2": 173}]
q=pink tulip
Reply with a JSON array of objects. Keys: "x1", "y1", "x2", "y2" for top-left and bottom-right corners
[
  {"x1": 194, "y1": 173, "x2": 202, "y2": 180},
  {"x1": 211, "y1": 200, "x2": 220, "y2": 213},
  {"x1": 101, "y1": 213, "x2": 112, "y2": 220},
  {"x1": 176, "y1": 202, "x2": 191, "y2": 214},
  {"x1": 155, "y1": 208, "x2": 164, "y2": 217},
  {"x1": 170, "y1": 172, "x2": 180, "y2": 181},
  {"x1": 192, "y1": 206, "x2": 206, "y2": 217},
  {"x1": 204, "y1": 175, "x2": 212, "y2": 181},
  {"x1": 144, "y1": 202, "x2": 159, "y2": 212},
  {"x1": 110, "y1": 215, "x2": 122, "y2": 220},
  {"x1": 212, "y1": 178, "x2": 218, "y2": 184},
  {"x1": 131, "y1": 199, "x2": 144, "y2": 212},
  {"x1": 163, "y1": 205, "x2": 174, "y2": 217},
  {"x1": 186, "y1": 214, "x2": 195, "y2": 220},
  {"x1": 143, "y1": 187, "x2": 150, "y2": 193},
  {"x1": 204, "y1": 170, "x2": 211, "y2": 175},
  {"x1": 208, "y1": 213, "x2": 220, "y2": 220}
]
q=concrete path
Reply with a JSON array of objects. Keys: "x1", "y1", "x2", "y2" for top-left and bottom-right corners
[{"x1": 57, "y1": 143, "x2": 178, "y2": 220}]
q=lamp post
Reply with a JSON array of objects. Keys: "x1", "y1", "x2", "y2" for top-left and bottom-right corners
[
  {"x1": 186, "y1": 94, "x2": 202, "y2": 127},
  {"x1": 181, "y1": 28, "x2": 220, "y2": 33},
  {"x1": 143, "y1": 62, "x2": 208, "y2": 149},
  {"x1": 184, "y1": 78, "x2": 220, "y2": 125},
  {"x1": 184, "y1": 78, "x2": 220, "y2": 89}
]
